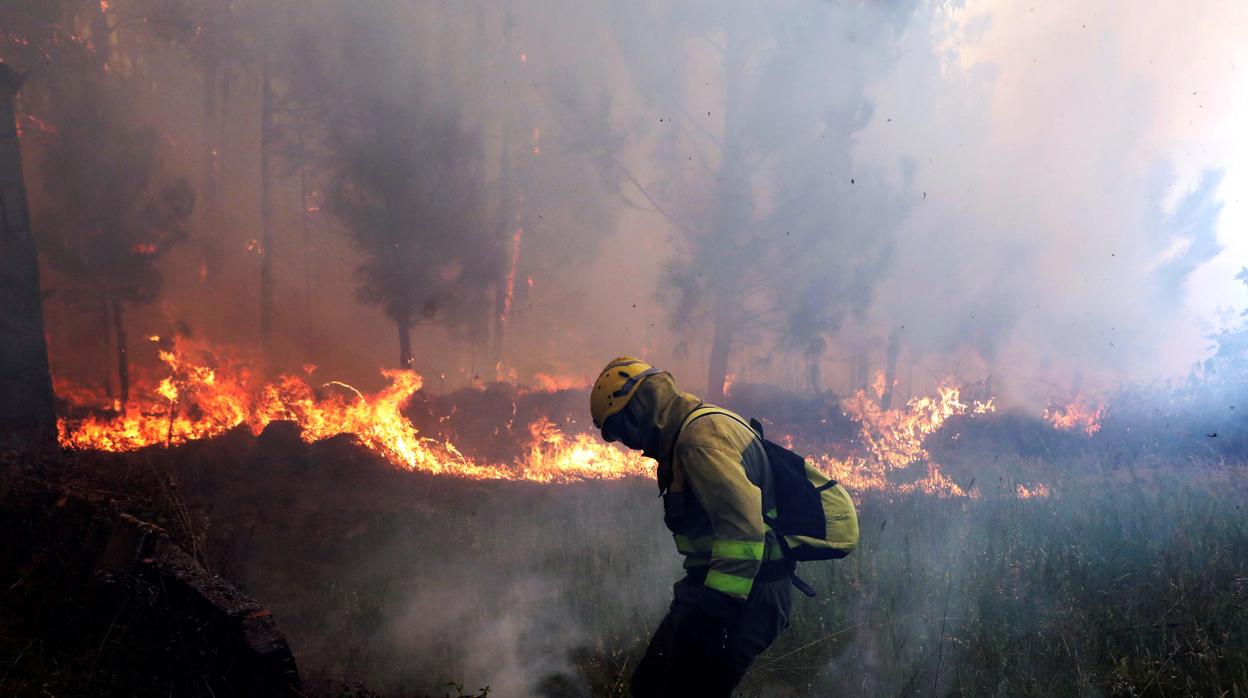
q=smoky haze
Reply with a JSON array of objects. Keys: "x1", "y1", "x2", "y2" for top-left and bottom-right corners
[
  {"x1": 6, "y1": 2, "x2": 1248, "y2": 696},
  {"x1": 5, "y1": 1, "x2": 1245, "y2": 402}
]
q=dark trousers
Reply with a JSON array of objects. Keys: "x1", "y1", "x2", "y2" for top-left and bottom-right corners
[{"x1": 631, "y1": 573, "x2": 792, "y2": 697}]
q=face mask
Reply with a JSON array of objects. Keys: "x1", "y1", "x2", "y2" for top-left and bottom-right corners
[
  {"x1": 602, "y1": 399, "x2": 646, "y2": 451},
  {"x1": 603, "y1": 378, "x2": 671, "y2": 459}
]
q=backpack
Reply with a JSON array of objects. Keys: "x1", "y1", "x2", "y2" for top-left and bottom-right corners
[
  {"x1": 678, "y1": 407, "x2": 860, "y2": 571},
  {"x1": 747, "y1": 418, "x2": 860, "y2": 562}
]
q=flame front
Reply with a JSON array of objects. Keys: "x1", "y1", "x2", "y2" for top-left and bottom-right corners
[
  {"x1": 1044, "y1": 398, "x2": 1105, "y2": 435},
  {"x1": 58, "y1": 338, "x2": 649, "y2": 483},
  {"x1": 58, "y1": 342, "x2": 1045, "y2": 496},
  {"x1": 811, "y1": 377, "x2": 997, "y2": 498}
]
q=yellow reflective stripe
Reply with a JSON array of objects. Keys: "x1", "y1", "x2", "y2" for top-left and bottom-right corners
[
  {"x1": 706, "y1": 569, "x2": 754, "y2": 598},
  {"x1": 711, "y1": 539, "x2": 765, "y2": 561},
  {"x1": 674, "y1": 534, "x2": 713, "y2": 555}
]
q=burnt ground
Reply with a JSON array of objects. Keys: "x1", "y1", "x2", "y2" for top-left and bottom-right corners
[{"x1": 0, "y1": 447, "x2": 385, "y2": 698}]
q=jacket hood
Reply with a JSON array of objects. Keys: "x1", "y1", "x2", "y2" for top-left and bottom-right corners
[{"x1": 628, "y1": 372, "x2": 702, "y2": 464}]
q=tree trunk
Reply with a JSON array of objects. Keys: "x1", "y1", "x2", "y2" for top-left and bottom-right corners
[
  {"x1": 259, "y1": 50, "x2": 274, "y2": 352},
  {"x1": 881, "y1": 326, "x2": 901, "y2": 409},
  {"x1": 110, "y1": 298, "x2": 129, "y2": 409},
  {"x1": 100, "y1": 299, "x2": 113, "y2": 402},
  {"x1": 201, "y1": 39, "x2": 222, "y2": 288},
  {"x1": 703, "y1": 21, "x2": 746, "y2": 405},
  {"x1": 0, "y1": 64, "x2": 57, "y2": 451},
  {"x1": 849, "y1": 328, "x2": 870, "y2": 393},
  {"x1": 705, "y1": 297, "x2": 733, "y2": 403},
  {"x1": 397, "y1": 317, "x2": 413, "y2": 370},
  {"x1": 298, "y1": 117, "x2": 315, "y2": 359},
  {"x1": 491, "y1": 1, "x2": 518, "y2": 368},
  {"x1": 807, "y1": 352, "x2": 822, "y2": 395}
]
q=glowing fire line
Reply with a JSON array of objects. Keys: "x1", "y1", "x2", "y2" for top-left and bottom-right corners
[
  {"x1": 1044, "y1": 398, "x2": 1105, "y2": 435},
  {"x1": 56, "y1": 341, "x2": 1047, "y2": 496},
  {"x1": 57, "y1": 339, "x2": 649, "y2": 483}
]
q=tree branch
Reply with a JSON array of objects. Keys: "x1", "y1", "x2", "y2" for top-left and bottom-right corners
[{"x1": 610, "y1": 154, "x2": 700, "y2": 238}]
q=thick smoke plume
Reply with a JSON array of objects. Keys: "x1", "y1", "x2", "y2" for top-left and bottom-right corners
[{"x1": 5, "y1": 1, "x2": 1242, "y2": 402}]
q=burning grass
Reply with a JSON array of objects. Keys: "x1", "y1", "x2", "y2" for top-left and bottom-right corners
[
  {"x1": 55, "y1": 340, "x2": 1020, "y2": 498},
  {"x1": 56, "y1": 337, "x2": 651, "y2": 483}
]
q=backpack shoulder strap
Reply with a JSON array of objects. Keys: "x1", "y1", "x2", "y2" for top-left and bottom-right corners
[
  {"x1": 678, "y1": 406, "x2": 759, "y2": 440},
  {"x1": 666, "y1": 405, "x2": 756, "y2": 476}
]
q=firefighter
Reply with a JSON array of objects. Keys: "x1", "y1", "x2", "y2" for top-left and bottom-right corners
[{"x1": 590, "y1": 356, "x2": 793, "y2": 697}]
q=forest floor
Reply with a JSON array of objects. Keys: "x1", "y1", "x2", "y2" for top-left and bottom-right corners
[{"x1": 3, "y1": 413, "x2": 1248, "y2": 696}]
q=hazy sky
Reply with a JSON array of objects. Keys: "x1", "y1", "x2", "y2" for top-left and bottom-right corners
[
  {"x1": 22, "y1": 0, "x2": 1245, "y2": 401},
  {"x1": 498, "y1": 0, "x2": 1248, "y2": 401},
  {"x1": 844, "y1": 0, "x2": 1248, "y2": 395}
]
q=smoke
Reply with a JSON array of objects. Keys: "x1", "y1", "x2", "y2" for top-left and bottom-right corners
[
  {"x1": 387, "y1": 572, "x2": 584, "y2": 696},
  {"x1": 852, "y1": 1, "x2": 1248, "y2": 402},
  {"x1": 346, "y1": 481, "x2": 681, "y2": 696},
  {"x1": 7, "y1": 0, "x2": 1247, "y2": 399}
]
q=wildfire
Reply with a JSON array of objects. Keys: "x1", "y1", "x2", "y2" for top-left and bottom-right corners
[
  {"x1": 843, "y1": 380, "x2": 994, "y2": 470},
  {"x1": 1015, "y1": 483, "x2": 1051, "y2": 499},
  {"x1": 1044, "y1": 398, "x2": 1105, "y2": 435},
  {"x1": 529, "y1": 372, "x2": 591, "y2": 392},
  {"x1": 56, "y1": 342, "x2": 1044, "y2": 497},
  {"x1": 57, "y1": 338, "x2": 647, "y2": 483}
]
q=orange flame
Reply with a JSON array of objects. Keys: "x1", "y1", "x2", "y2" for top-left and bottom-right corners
[
  {"x1": 529, "y1": 373, "x2": 591, "y2": 392},
  {"x1": 843, "y1": 379, "x2": 994, "y2": 472},
  {"x1": 795, "y1": 373, "x2": 1001, "y2": 498},
  {"x1": 56, "y1": 344, "x2": 1043, "y2": 497},
  {"x1": 1015, "y1": 482, "x2": 1051, "y2": 499},
  {"x1": 1044, "y1": 398, "x2": 1105, "y2": 435},
  {"x1": 57, "y1": 338, "x2": 647, "y2": 483}
]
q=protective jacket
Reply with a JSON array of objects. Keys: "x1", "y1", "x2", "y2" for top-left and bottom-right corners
[
  {"x1": 612, "y1": 373, "x2": 789, "y2": 597},
  {"x1": 665, "y1": 409, "x2": 788, "y2": 598},
  {"x1": 623, "y1": 374, "x2": 793, "y2": 697}
]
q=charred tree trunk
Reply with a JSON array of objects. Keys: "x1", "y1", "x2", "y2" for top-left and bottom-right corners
[
  {"x1": 849, "y1": 329, "x2": 870, "y2": 393},
  {"x1": 201, "y1": 40, "x2": 221, "y2": 284},
  {"x1": 881, "y1": 326, "x2": 901, "y2": 409},
  {"x1": 705, "y1": 297, "x2": 734, "y2": 404},
  {"x1": 491, "y1": 2, "x2": 518, "y2": 368},
  {"x1": 0, "y1": 65, "x2": 57, "y2": 451},
  {"x1": 259, "y1": 51, "x2": 275, "y2": 352},
  {"x1": 110, "y1": 298, "x2": 129, "y2": 409},
  {"x1": 298, "y1": 118, "x2": 315, "y2": 359},
  {"x1": 397, "y1": 317, "x2": 413, "y2": 370},
  {"x1": 98, "y1": 298, "x2": 114, "y2": 403},
  {"x1": 806, "y1": 340, "x2": 825, "y2": 395},
  {"x1": 703, "y1": 23, "x2": 745, "y2": 404}
]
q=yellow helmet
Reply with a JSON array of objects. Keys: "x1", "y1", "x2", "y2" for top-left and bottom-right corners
[{"x1": 590, "y1": 356, "x2": 663, "y2": 429}]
